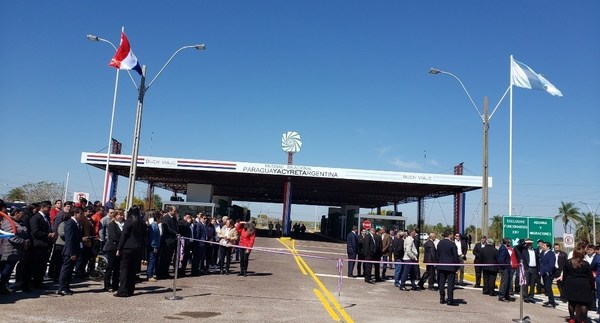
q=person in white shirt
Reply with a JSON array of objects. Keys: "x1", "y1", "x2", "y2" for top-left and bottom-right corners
[
  {"x1": 454, "y1": 233, "x2": 467, "y2": 285},
  {"x1": 584, "y1": 244, "x2": 596, "y2": 265}
]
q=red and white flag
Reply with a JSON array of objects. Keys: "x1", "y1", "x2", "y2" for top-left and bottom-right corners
[{"x1": 109, "y1": 32, "x2": 142, "y2": 75}]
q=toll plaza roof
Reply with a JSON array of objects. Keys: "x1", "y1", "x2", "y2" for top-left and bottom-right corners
[{"x1": 81, "y1": 152, "x2": 489, "y2": 208}]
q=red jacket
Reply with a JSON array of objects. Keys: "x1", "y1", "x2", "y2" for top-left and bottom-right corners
[{"x1": 235, "y1": 223, "x2": 256, "y2": 249}]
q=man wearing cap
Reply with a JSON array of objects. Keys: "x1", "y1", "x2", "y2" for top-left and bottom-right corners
[
  {"x1": 517, "y1": 238, "x2": 540, "y2": 303},
  {"x1": 472, "y1": 236, "x2": 487, "y2": 288}
]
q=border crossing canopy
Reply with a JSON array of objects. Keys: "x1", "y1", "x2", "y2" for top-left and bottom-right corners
[{"x1": 81, "y1": 152, "x2": 488, "y2": 209}]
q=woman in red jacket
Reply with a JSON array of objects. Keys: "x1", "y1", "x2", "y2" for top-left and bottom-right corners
[{"x1": 235, "y1": 221, "x2": 256, "y2": 277}]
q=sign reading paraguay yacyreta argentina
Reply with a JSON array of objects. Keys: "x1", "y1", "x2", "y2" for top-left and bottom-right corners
[
  {"x1": 81, "y1": 152, "x2": 488, "y2": 187},
  {"x1": 502, "y1": 216, "x2": 554, "y2": 246}
]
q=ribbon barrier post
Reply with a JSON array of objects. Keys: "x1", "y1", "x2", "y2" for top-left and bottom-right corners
[
  {"x1": 166, "y1": 236, "x2": 183, "y2": 300},
  {"x1": 512, "y1": 260, "x2": 530, "y2": 323}
]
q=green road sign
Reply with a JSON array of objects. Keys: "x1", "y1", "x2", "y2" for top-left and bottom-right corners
[{"x1": 502, "y1": 216, "x2": 554, "y2": 246}]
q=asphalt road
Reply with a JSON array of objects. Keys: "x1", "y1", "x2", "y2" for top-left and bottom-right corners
[{"x1": 0, "y1": 233, "x2": 591, "y2": 322}]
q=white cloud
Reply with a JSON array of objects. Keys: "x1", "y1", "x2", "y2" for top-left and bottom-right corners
[
  {"x1": 375, "y1": 146, "x2": 395, "y2": 157},
  {"x1": 390, "y1": 157, "x2": 423, "y2": 171}
]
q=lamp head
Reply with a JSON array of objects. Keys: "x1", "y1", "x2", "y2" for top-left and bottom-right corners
[
  {"x1": 86, "y1": 34, "x2": 100, "y2": 42},
  {"x1": 429, "y1": 68, "x2": 441, "y2": 75},
  {"x1": 194, "y1": 44, "x2": 206, "y2": 50}
]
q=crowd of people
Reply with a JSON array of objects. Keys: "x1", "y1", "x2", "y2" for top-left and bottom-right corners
[
  {"x1": 346, "y1": 225, "x2": 600, "y2": 322},
  {"x1": 0, "y1": 198, "x2": 257, "y2": 298}
]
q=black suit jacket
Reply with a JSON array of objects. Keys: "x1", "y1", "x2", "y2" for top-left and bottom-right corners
[
  {"x1": 30, "y1": 212, "x2": 52, "y2": 248},
  {"x1": 473, "y1": 242, "x2": 485, "y2": 264},
  {"x1": 373, "y1": 234, "x2": 383, "y2": 259},
  {"x1": 436, "y1": 238, "x2": 459, "y2": 272},
  {"x1": 62, "y1": 218, "x2": 81, "y2": 257},
  {"x1": 423, "y1": 239, "x2": 436, "y2": 263},
  {"x1": 117, "y1": 217, "x2": 147, "y2": 252},
  {"x1": 517, "y1": 245, "x2": 540, "y2": 270},
  {"x1": 161, "y1": 214, "x2": 179, "y2": 246},
  {"x1": 363, "y1": 233, "x2": 375, "y2": 259},
  {"x1": 178, "y1": 220, "x2": 192, "y2": 239},
  {"x1": 556, "y1": 251, "x2": 567, "y2": 272},
  {"x1": 480, "y1": 244, "x2": 499, "y2": 272},
  {"x1": 103, "y1": 221, "x2": 122, "y2": 252},
  {"x1": 392, "y1": 237, "x2": 404, "y2": 260},
  {"x1": 346, "y1": 231, "x2": 359, "y2": 255}
]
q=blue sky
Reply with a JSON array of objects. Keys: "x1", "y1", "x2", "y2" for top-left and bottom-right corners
[{"x1": 1, "y1": 1, "x2": 599, "y2": 232}]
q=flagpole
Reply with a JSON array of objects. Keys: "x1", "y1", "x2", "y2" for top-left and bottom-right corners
[
  {"x1": 509, "y1": 55, "x2": 514, "y2": 216},
  {"x1": 103, "y1": 68, "x2": 120, "y2": 205},
  {"x1": 63, "y1": 172, "x2": 70, "y2": 202},
  {"x1": 126, "y1": 65, "x2": 146, "y2": 211}
]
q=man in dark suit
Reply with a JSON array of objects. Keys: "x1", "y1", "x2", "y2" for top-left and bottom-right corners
[
  {"x1": 362, "y1": 228, "x2": 376, "y2": 283},
  {"x1": 481, "y1": 238, "x2": 499, "y2": 296},
  {"x1": 177, "y1": 213, "x2": 193, "y2": 277},
  {"x1": 540, "y1": 242, "x2": 557, "y2": 307},
  {"x1": 472, "y1": 235, "x2": 487, "y2": 288},
  {"x1": 497, "y1": 238, "x2": 513, "y2": 302},
  {"x1": 346, "y1": 225, "x2": 359, "y2": 277},
  {"x1": 517, "y1": 238, "x2": 540, "y2": 303},
  {"x1": 192, "y1": 213, "x2": 208, "y2": 276},
  {"x1": 552, "y1": 242, "x2": 568, "y2": 302},
  {"x1": 357, "y1": 229, "x2": 365, "y2": 277},
  {"x1": 30, "y1": 201, "x2": 54, "y2": 289},
  {"x1": 57, "y1": 207, "x2": 83, "y2": 295},
  {"x1": 436, "y1": 230, "x2": 460, "y2": 306},
  {"x1": 419, "y1": 232, "x2": 437, "y2": 290},
  {"x1": 373, "y1": 228, "x2": 383, "y2": 282},
  {"x1": 158, "y1": 206, "x2": 179, "y2": 279}
]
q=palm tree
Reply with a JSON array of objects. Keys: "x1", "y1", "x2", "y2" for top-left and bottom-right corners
[
  {"x1": 490, "y1": 215, "x2": 503, "y2": 240},
  {"x1": 575, "y1": 211, "x2": 599, "y2": 243},
  {"x1": 555, "y1": 201, "x2": 581, "y2": 233}
]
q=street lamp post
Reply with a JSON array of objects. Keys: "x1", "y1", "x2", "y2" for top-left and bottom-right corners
[
  {"x1": 88, "y1": 32, "x2": 205, "y2": 210},
  {"x1": 125, "y1": 44, "x2": 206, "y2": 210},
  {"x1": 429, "y1": 68, "x2": 490, "y2": 237},
  {"x1": 580, "y1": 201, "x2": 598, "y2": 245}
]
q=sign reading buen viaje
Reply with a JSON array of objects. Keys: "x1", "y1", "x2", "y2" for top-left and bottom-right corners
[{"x1": 502, "y1": 216, "x2": 554, "y2": 246}]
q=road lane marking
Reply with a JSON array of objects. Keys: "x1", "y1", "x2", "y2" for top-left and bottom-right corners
[
  {"x1": 314, "y1": 288, "x2": 341, "y2": 321},
  {"x1": 277, "y1": 238, "x2": 354, "y2": 322},
  {"x1": 278, "y1": 238, "x2": 307, "y2": 275},
  {"x1": 292, "y1": 241, "x2": 354, "y2": 323}
]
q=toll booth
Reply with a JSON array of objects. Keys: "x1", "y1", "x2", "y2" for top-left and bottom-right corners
[
  {"x1": 356, "y1": 214, "x2": 407, "y2": 232},
  {"x1": 162, "y1": 201, "x2": 215, "y2": 220}
]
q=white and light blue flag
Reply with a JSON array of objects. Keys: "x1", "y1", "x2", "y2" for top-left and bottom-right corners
[{"x1": 510, "y1": 56, "x2": 563, "y2": 97}]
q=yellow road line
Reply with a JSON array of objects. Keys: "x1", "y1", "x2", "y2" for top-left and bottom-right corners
[
  {"x1": 314, "y1": 289, "x2": 341, "y2": 321},
  {"x1": 277, "y1": 238, "x2": 354, "y2": 322},
  {"x1": 278, "y1": 238, "x2": 307, "y2": 275},
  {"x1": 292, "y1": 242, "x2": 354, "y2": 323}
]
